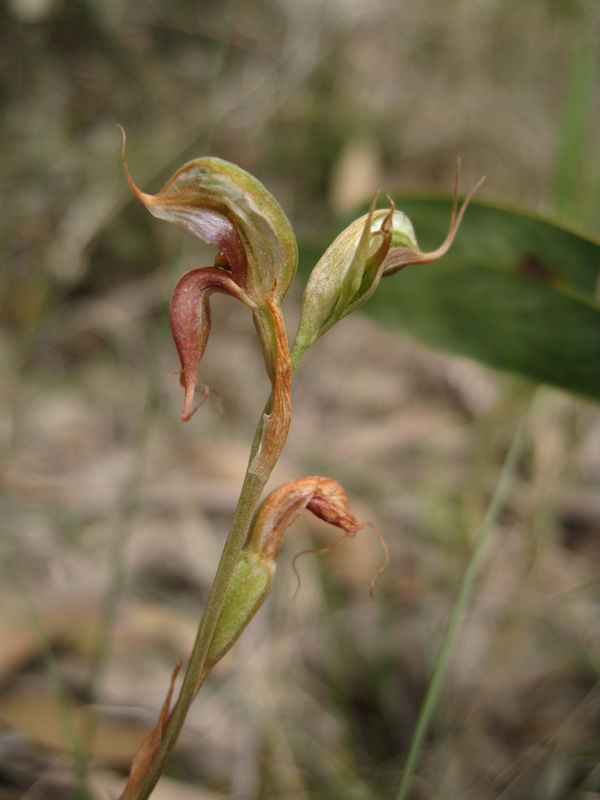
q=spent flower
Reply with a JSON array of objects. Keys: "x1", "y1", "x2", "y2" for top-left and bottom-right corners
[{"x1": 205, "y1": 476, "x2": 369, "y2": 672}]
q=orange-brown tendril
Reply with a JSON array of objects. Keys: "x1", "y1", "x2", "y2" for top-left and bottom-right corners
[
  {"x1": 382, "y1": 162, "x2": 486, "y2": 275},
  {"x1": 118, "y1": 125, "x2": 247, "y2": 285},
  {"x1": 183, "y1": 381, "x2": 211, "y2": 422},
  {"x1": 364, "y1": 522, "x2": 390, "y2": 598},
  {"x1": 291, "y1": 530, "x2": 354, "y2": 601},
  {"x1": 249, "y1": 476, "x2": 389, "y2": 597},
  {"x1": 291, "y1": 520, "x2": 389, "y2": 599},
  {"x1": 168, "y1": 267, "x2": 255, "y2": 421}
]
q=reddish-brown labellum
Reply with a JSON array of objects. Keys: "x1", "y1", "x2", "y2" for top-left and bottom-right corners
[{"x1": 169, "y1": 268, "x2": 255, "y2": 421}]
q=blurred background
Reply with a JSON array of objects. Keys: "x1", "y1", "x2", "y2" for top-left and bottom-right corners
[{"x1": 1, "y1": 0, "x2": 600, "y2": 798}]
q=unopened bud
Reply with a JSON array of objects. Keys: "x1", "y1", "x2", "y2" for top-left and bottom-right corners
[
  {"x1": 291, "y1": 199, "x2": 394, "y2": 368},
  {"x1": 291, "y1": 166, "x2": 484, "y2": 369}
]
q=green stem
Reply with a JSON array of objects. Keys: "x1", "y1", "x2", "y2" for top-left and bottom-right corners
[
  {"x1": 135, "y1": 287, "x2": 294, "y2": 797},
  {"x1": 135, "y1": 291, "x2": 291, "y2": 800},
  {"x1": 136, "y1": 462, "x2": 268, "y2": 800},
  {"x1": 395, "y1": 399, "x2": 533, "y2": 800}
]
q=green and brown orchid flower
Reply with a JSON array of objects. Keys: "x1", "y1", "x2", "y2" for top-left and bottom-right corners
[{"x1": 119, "y1": 126, "x2": 297, "y2": 423}]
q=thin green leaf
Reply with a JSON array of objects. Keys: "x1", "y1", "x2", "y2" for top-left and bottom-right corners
[{"x1": 395, "y1": 397, "x2": 534, "y2": 799}]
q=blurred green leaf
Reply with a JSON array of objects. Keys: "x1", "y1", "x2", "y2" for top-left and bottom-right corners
[{"x1": 306, "y1": 197, "x2": 600, "y2": 401}]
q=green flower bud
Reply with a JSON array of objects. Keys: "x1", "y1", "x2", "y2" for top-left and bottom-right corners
[
  {"x1": 291, "y1": 199, "x2": 395, "y2": 368},
  {"x1": 291, "y1": 167, "x2": 484, "y2": 369}
]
